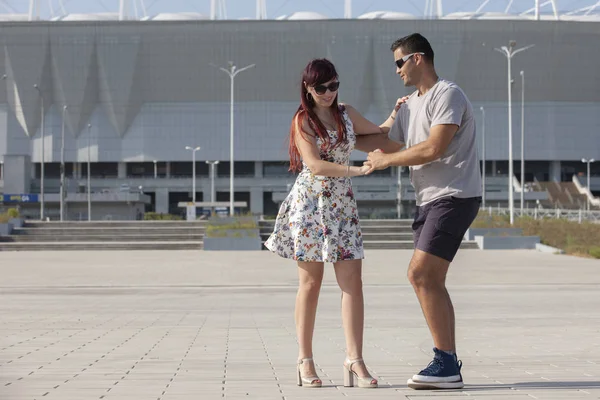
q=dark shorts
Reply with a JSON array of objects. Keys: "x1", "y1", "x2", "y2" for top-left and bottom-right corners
[{"x1": 412, "y1": 196, "x2": 481, "y2": 262}]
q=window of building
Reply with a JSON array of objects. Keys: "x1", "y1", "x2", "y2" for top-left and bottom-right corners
[
  {"x1": 263, "y1": 161, "x2": 295, "y2": 177},
  {"x1": 523, "y1": 161, "x2": 550, "y2": 182},
  {"x1": 80, "y1": 162, "x2": 118, "y2": 178},
  {"x1": 35, "y1": 163, "x2": 74, "y2": 178},
  {"x1": 170, "y1": 162, "x2": 208, "y2": 177},
  {"x1": 217, "y1": 162, "x2": 255, "y2": 177},
  {"x1": 127, "y1": 162, "x2": 155, "y2": 178}
]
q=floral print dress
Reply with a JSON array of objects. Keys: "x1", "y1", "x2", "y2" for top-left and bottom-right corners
[{"x1": 264, "y1": 108, "x2": 364, "y2": 262}]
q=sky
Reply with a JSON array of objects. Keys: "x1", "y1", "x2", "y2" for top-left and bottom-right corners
[{"x1": 1, "y1": 0, "x2": 597, "y2": 19}]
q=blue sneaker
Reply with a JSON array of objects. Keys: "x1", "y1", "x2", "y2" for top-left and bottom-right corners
[{"x1": 407, "y1": 348, "x2": 464, "y2": 389}]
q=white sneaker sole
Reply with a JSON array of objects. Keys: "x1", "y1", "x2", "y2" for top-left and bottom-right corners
[
  {"x1": 411, "y1": 373, "x2": 462, "y2": 383},
  {"x1": 407, "y1": 378, "x2": 464, "y2": 390}
]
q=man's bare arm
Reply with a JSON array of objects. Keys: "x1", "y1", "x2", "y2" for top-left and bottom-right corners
[
  {"x1": 366, "y1": 124, "x2": 458, "y2": 169},
  {"x1": 355, "y1": 133, "x2": 404, "y2": 153}
]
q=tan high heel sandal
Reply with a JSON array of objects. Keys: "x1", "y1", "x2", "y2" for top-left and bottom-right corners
[
  {"x1": 343, "y1": 358, "x2": 378, "y2": 388},
  {"x1": 297, "y1": 358, "x2": 322, "y2": 387}
]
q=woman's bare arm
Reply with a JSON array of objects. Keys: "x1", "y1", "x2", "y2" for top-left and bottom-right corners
[{"x1": 294, "y1": 114, "x2": 371, "y2": 177}]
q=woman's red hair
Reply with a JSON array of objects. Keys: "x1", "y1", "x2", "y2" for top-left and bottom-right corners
[{"x1": 288, "y1": 58, "x2": 347, "y2": 172}]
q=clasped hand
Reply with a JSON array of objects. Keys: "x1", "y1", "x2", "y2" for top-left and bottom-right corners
[{"x1": 362, "y1": 149, "x2": 389, "y2": 175}]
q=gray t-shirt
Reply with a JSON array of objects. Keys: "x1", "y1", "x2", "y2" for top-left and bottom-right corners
[{"x1": 389, "y1": 79, "x2": 482, "y2": 206}]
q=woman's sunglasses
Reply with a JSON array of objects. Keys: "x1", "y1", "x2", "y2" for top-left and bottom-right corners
[
  {"x1": 395, "y1": 52, "x2": 424, "y2": 69},
  {"x1": 313, "y1": 81, "x2": 340, "y2": 95}
]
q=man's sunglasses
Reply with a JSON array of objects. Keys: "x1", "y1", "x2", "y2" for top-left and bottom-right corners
[
  {"x1": 395, "y1": 52, "x2": 424, "y2": 69},
  {"x1": 313, "y1": 81, "x2": 340, "y2": 95}
]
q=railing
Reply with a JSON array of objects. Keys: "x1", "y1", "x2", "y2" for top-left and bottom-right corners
[
  {"x1": 572, "y1": 175, "x2": 600, "y2": 207},
  {"x1": 481, "y1": 206, "x2": 600, "y2": 223}
]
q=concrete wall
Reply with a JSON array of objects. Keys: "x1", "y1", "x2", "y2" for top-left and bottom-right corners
[{"x1": 2, "y1": 154, "x2": 31, "y2": 193}]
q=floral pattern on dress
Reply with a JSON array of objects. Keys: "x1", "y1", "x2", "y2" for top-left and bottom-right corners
[{"x1": 264, "y1": 108, "x2": 364, "y2": 262}]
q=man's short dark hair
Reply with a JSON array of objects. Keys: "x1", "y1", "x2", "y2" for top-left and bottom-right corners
[{"x1": 390, "y1": 33, "x2": 434, "y2": 65}]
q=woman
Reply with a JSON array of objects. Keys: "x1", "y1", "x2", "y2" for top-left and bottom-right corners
[{"x1": 265, "y1": 58, "x2": 394, "y2": 388}]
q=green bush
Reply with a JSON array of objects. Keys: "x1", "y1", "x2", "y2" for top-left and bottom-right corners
[
  {"x1": 205, "y1": 216, "x2": 259, "y2": 238},
  {"x1": 590, "y1": 246, "x2": 600, "y2": 259},
  {"x1": 143, "y1": 212, "x2": 183, "y2": 221},
  {"x1": 6, "y1": 208, "x2": 20, "y2": 218}
]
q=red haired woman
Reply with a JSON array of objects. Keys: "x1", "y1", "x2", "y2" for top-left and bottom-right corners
[{"x1": 266, "y1": 58, "x2": 398, "y2": 389}]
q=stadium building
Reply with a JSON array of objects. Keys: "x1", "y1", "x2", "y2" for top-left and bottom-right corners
[{"x1": 0, "y1": 0, "x2": 599, "y2": 220}]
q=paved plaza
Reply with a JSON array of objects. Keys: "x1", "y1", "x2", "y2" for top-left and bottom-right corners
[{"x1": 1, "y1": 249, "x2": 599, "y2": 399}]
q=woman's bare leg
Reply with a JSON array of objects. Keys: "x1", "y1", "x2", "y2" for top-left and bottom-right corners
[{"x1": 296, "y1": 261, "x2": 324, "y2": 377}]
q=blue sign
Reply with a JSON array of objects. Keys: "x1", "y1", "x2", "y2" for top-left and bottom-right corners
[{"x1": 2, "y1": 194, "x2": 39, "y2": 203}]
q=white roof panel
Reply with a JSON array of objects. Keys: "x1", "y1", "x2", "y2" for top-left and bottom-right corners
[
  {"x1": 358, "y1": 11, "x2": 416, "y2": 20},
  {"x1": 150, "y1": 12, "x2": 209, "y2": 21},
  {"x1": 54, "y1": 13, "x2": 119, "y2": 21},
  {"x1": 276, "y1": 11, "x2": 329, "y2": 20}
]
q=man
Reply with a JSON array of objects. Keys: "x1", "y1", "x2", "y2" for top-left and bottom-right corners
[{"x1": 364, "y1": 33, "x2": 482, "y2": 390}]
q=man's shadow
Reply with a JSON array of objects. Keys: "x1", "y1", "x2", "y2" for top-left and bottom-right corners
[
  {"x1": 463, "y1": 381, "x2": 600, "y2": 391},
  {"x1": 380, "y1": 381, "x2": 600, "y2": 390}
]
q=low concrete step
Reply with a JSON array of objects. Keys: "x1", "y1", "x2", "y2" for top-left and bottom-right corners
[
  {"x1": 2, "y1": 234, "x2": 204, "y2": 242},
  {"x1": 0, "y1": 241, "x2": 203, "y2": 251},
  {"x1": 23, "y1": 221, "x2": 206, "y2": 228},
  {"x1": 358, "y1": 219, "x2": 413, "y2": 227},
  {"x1": 361, "y1": 226, "x2": 413, "y2": 234},
  {"x1": 259, "y1": 220, "x2": 413, "y2": 228},
  {"x1": 258, "y1": 233, "x2": 414, "y2": 241},
  {"x1": 0, "y1": 240, "x2": 477, "y2": 252},
  {"x1": 364, "y1": 241, "x2": 416, "y2": 250},
  {"x1": 363, "y1": 241, "x2": 479, "y2": 250},
  {"x1": 259, "y1": 226, "x2": 413, "y2": 235},
  {"x1": 13, "y1": 227, "x2": 206, "y2": 236},
  {"x1": 362, "y1": 233, "x2": 414, "y2": 241}
]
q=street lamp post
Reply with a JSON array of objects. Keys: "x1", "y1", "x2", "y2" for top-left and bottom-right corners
[
  {"x1": 206, "y1": 160, "x2": 219, "y2": 216},
  {"x1": 396, "y1": 166, "x2": 403, "y2": 218},
  {"x1": 0, "y1": 77, "x2": 4, "y2": 183},
  {"x1": 33, "y1": 84, "x2": 45, "y2": 220},
  {"x1": 87, "y1": 124, "x2": 92, "y2": 221},
  {"x1": 520, "y1": 70, "x2": 525, "y2": 215},
  {"x1": 480, "y1": 106, "x2": 486, "y2": 208},
  {"x1": 60, "y1": 105, "x2": 67, "y2": 221},
  {"x1": 205, "y1": 161, "x2": 220, "y2": 203},
  {"x1": 185, "y1": 146, "x2": 201, "y2": 205},
  {"x1": 582, "y1": 158, "x2": 595, "y2": 211},
  {"x1": 213, "y1": 61, "x2": 255, "y2": 216},
  {"x1": 494, "y1": 41, "x2": 534, "y2": 225}
]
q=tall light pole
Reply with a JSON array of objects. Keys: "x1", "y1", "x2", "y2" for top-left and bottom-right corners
[
  {"x1": 87, "y1": 124, "x2": 92, "y2": 221},
  {"x1": 33, "y1": 84, "x2": 46, "y2": 221},
  {"x1": 60, "y1": 105, "x2": 67, "y2": 221},
  {"x1": 480, "y1": 106, "x2": 486, "y2": 208},
  {"x1": 494, "y1": 41, "x2": 534, "y2": 225},
  {"x1": 185, "y1": 146, "x2": 201, "y2": 205},
  {"x1": 582, "y1": 158, "x2": 595, "y2": 211},
  {"x1": 520, "y1": 70, "x2": 526, "y2": 215},
  {"x1": 397, "y1": 166, "x2": 403, "y2": 218},
  {"x1": 0, "y1": 78, "x2": 4, "y2": 184},
  {"x1": 213, "y1": 61, "x2": 255, "y2": 216}
]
